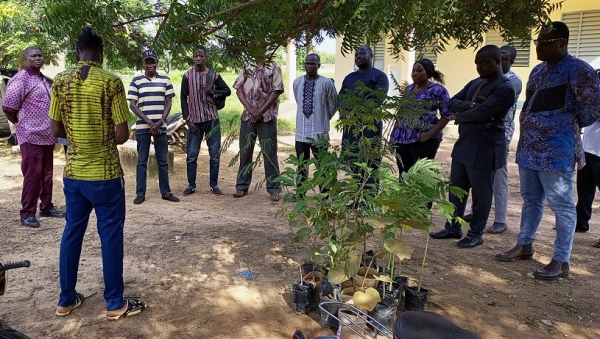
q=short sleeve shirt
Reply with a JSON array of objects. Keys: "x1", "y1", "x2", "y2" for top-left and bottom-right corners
[
  {"x1": 2, "y1": 67, "x2": 56, "y2": 145},
  {"x1": 127, "y1": 74, "x2": 175, "y2": 134},
  {"x1": 49, "y1": 61, "x2": 130, "y2": 181},
  {"x1": 233, "y1": 62, "x2": 284, "y2": 122}
]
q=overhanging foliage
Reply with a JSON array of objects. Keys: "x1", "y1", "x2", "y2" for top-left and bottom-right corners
[{"x1": 42, "y1": 0, "x2": 562, "y2": 69}]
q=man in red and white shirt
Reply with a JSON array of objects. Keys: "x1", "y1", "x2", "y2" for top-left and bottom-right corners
[
  {"x1": 232, "y1": 57, "x2": 284, "y2": 201},
  {"x1": 2, "y1": 46, "x2": 63, "y2": 228}
]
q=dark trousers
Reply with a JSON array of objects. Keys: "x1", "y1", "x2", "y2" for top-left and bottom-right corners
[
  {"x1": 186, "y1": 119, "x2": 221, "y2": 188},
  {"x1": 393, "y1": 138, "x2": 441, "y2": 177},
  {"x1": 576, "y1": 152, "x2": 600, "y2": 231},
  {"x1": 444, "y1": 159, "x2": 496, "y2": 237},
  {"x1": 20, "y1": 143, "x2": 54, "y2": 219},
  {"x1": 295, "y1": 140, "x2": 328, "y2": 193},
  {"x1": 136, "y1": 133, "x2": 171, "y2": 196},
  {"x1": 342, "y1": 122, "x2": 383, "y2": 192},
  {"x1": 236, "y1": 119, "x2": 280, "y2": 193},
  {"x1": 59, "y1": 177, "x2": 126, "y2": 311}
]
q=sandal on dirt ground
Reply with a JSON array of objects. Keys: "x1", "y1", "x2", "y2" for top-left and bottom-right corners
[
  {"x1": 55, "y1": 293, "x2": 85, "y2": 316},
  {"x1": 106, "y1": 298, "x2": 147, "y2": 320},
  {"x1": 592, "y1": 239, "x2": 600, "y2": 248}
]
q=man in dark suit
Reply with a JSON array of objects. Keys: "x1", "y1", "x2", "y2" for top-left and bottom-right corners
[{"x1": 430, "y1": 45, "x2": 515, "y2": 248}]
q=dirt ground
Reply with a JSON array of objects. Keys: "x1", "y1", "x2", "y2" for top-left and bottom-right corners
[{"x1": 0, "y1": 134, "x2": 599, "y2": 339}]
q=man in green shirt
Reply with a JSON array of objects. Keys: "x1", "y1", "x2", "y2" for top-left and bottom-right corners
[{"x1": 49, "y1": 27, "x2": 147, "y2": 320}]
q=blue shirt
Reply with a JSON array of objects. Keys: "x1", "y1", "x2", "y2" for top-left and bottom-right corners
[
  {"x1": 516, "y1": 55, "x2": 600, "y2": 172},
  {"x1": 339, "y1": 67, "x2": 389, "y2": 136},
  {"x1": 127, "y1": 74, "x2": 175, "y2": 134}
]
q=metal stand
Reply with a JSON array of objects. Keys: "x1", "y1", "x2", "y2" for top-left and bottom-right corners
[{"x1": 318, "y1": 301, "x2": 393, "y2": 339}]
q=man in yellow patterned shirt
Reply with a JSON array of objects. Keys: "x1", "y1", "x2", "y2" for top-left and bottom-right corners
[{"x1": 49, "y1": 27, "x2": 147, "y2": 320}]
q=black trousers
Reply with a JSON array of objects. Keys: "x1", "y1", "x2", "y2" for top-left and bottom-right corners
[
  {"x1": 444, "y1": 159, "x2": 496, "y2": 237},
  {"x1": 576, "y1": 152, "x2": 600, "y2": 231},
  {"x1": 393, "y1": 138, "x2": 441, "y2": 178},
  {"x1": 235, "y1": 119, "x2": 280, "y2": 193},
  {"x1": 295, "y1": 141, "x2": 328, "y2": 193}
]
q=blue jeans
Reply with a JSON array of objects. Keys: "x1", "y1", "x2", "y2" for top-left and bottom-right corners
[
  {"x1": 59, "y1": 177, "x2": 126, "y2": 311},
  {"x1": 517, "y1": 166, "x2": 576, "y2": 262},
  {"x1": 186, "y1": 119, "x2": 221, "y2": 188},
  {"x1": 136, "y1": 132, "x2": 171, "y2": 196}
]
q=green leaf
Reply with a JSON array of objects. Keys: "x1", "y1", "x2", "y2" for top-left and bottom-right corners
[
  {"x1": 373, "y1": 274, "x2": 394, "y2": 283},
  {"x1": 353, "y1": 288, "x2": 381, "y2": 311},
  {"x1": 364, "y1": 216, "x2": 398, "y2": 229},
  {"x1": 345, "y1": 250, "x2": 361, "y2": 278},
  {"x1": 292, "y1": 227, "x2": 311, "y2": 243},
  {"x1": 399, "y1": 219, "x2": 426, "y2": 231},
  {"x1": 328, "y1": 265, "x2": 350, "y2": 284},
  {"x1": 384, "y1": 239, "x2": 414, "y2": 261}
]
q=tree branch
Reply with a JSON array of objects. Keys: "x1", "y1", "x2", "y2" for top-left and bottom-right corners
[
  {"x1": 182, "y1": 0, "x2": 269, "y2": 30},
  {"x1": 113, "y1": 13, "x2": 167, "y2": 28}
]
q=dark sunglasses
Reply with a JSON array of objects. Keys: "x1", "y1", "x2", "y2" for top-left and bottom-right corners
[{"x1": 533, "y1": 38, "x2": 565, "y2": 47}]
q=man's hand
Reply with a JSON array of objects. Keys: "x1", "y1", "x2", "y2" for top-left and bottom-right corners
[
  {"x1": 186, "y1": 120, "x2": 198, "y2": 133},
  {"x1": 248, "y1": 108, "x2": 262, "y2": 124},
  {"x1": 149, "y1": 121, "x2": 162, "y2": 135},
  {"x1": 418, "y1": 130, "x2": 434, "y2": 143},
  {"x1": 204, "y1": 84, "x2": 214, "y2": 95},
  {"x1": 450, "y1": 113, "x2": 458, "y2": 121}
]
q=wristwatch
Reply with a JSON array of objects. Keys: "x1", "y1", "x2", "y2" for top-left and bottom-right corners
[{"x1": 161, "y1": 118, "x2": 167, "y2": 125}]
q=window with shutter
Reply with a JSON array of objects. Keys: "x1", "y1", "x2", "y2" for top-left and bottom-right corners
[
  {"x1": 485, "y1": 30, "x2": 530, "y2": 67},
  {"x1": 417, "y1": 45, "x2": 437, "y2": 65},
  {"x1": 562, "y1": 11, "x2": 600, "y2": 63},
  {"x1": 372, "y1": 39, "x2": 386, "y2": 71}
]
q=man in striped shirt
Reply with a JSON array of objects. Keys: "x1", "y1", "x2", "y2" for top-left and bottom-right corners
[
  {"x1": 181, "y1": 45, "x2": 231, "y2": 196},
  {"x1": 128, "y1": 49, "x2": 179, "y2": 204}
]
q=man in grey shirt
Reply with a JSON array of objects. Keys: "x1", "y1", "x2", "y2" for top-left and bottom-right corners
[{"x1": 293, "y1": 53, "x2": 337, "y2": 196}]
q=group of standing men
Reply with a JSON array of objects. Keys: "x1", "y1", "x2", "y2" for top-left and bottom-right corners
[
  {"x1": 429, "y1": 21, "x2": 600, "y2": 281},
  {"x1": 3, "y1": 20, "x2": 600, "y2": 321}
]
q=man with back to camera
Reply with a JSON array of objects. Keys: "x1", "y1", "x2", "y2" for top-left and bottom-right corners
[
  {"x1": 49, "y1": 27, "x2": 147, "y2": 320},
  {"x1": 128, "y1": 48, "x2": 179, "y2": 204},
  {"x1": 430, "y1": 45, "x2": 515, "y2": 248},
  {"x1": 496, "y1": 21, "x2": 600, "y2": 280}
]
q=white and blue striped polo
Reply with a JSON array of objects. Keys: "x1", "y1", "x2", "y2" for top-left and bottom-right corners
[{"x1": 127, "y1": 74, "x2": 175, "y2": 134}]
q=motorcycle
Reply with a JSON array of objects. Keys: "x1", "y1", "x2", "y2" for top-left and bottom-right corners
[
  {"x1": 129, "y1": 113, "x2": 188, "y2": 152},
  {"x1": 0, "y1": 260, "x2": 31, "y2": 339}
]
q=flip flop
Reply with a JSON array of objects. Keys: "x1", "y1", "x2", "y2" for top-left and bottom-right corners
[
  {"x1": 55, "y1": 293, "x2": 85, "y2": 316},
  {"x1": 106, "y1": 298, "x2": 147, "y2": 320},
  {"x1": 592, "y1": 239, "x2": 600, "y2": 248}
]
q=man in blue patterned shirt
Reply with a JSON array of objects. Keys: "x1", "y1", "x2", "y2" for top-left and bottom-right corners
[{"x1": 496, "y1": 22, "x2": 600, "y2": 280}]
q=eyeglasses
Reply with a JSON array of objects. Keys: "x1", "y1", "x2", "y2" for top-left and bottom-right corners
[{"x1": 533, "y1": 38, "x2": 564, "y2": 47}]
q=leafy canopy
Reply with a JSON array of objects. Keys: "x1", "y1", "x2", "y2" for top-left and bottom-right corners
[
  {"x1": 42, "y1": 0, "x2": 562, "y2": 69},
  {"x1": 0, "y1": 0, "x2": 62, "y2": 68}
]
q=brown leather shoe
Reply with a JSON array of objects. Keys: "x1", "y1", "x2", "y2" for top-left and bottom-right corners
[
  {"x1": 495, "y1": 244, "x2": 534, "y2": 262},
  {"x1": 533, "y1": 260, "x2": 569, "y2": 280},
  {"x1": 233, "y1": 190, "x2": 248, "y2": 198}
]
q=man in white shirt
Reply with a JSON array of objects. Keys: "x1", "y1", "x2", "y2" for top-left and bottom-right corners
[
  {"x1": 293, "y1": 53, "x2": 337, "y2": 197},
  {"x1": 576, "y1": 112, "x2": 600, "y2": 240}
]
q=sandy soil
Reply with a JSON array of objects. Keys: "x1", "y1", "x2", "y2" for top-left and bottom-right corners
[{"x1": 0, "y1": 135, "x2": 599, "y2": 339}]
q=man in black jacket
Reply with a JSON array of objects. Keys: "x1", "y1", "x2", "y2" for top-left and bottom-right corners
[{"x1": 430, "y1": 45, "x2": 515, "y2": 248}]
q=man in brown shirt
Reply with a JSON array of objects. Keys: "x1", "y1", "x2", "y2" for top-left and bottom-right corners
[{"x1": 232, "y1": 58, "x2": 284, "y2": 201}]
